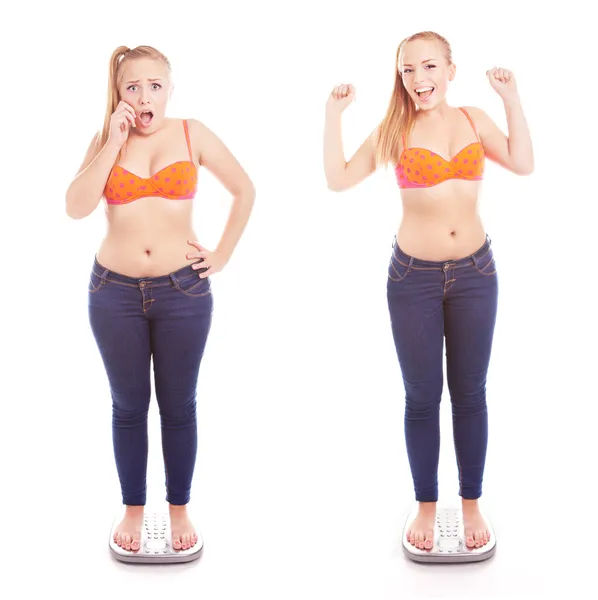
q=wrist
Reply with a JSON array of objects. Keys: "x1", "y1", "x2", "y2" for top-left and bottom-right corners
[
  {"x1": 502, "y1": 94, "x2": 521, "y2": 108},
  {"x1": 325, "y1": 105, "x2": 343, "y2": 119},
  {"x1": 214, "y1": 247, "x2": 232, "y2": 263},
  {"x1": 104, "y1": 137, "x2": 123, "y2": 153}
]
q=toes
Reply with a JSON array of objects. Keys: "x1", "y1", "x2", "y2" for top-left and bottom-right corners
[
  {"x1": 131, "y1": 535, "x2": 141, "y2": 551},
  {"x1": 474, "y1": 532, "x2": 482, "y2": 548},
  {"x1": 482, "y1": 531, "x2": 489, "y2": 545},
  {"x1": 465, "y1": 532, "x2": 475, "y2": 548},
  {"x1": 172, "y1": 535, "x2": 182, "y2": 550},
  {"x1": 416, "y1": 533, "x2": 424, "y2": 550},
  {"x1": 424, "y1": 537, "x2": 433, "y2": 550},
  {"x1": 116, "y1": 533, "x2": 122, "y2": 547},
  {"x1": 124, "y1": 534, "x2": 131, "y2": 550},
  {"x1": 192, "y1": 532, "x2": 198, "y2": 545},
  {"x1": 182, "y1": 534, "x2": 190, "y2": 550}
]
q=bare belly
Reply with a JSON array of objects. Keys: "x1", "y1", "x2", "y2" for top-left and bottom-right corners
[
  {"x1": 396, "y1": 181, "x2": 487, "y2": 261},
  {"x1": 95, "y1": 197, "x2": 198, "y2": 277}
]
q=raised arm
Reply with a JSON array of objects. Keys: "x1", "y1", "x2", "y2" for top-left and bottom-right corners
[
  {"x1": 324, "y1": 84, "x2": 377, "y2": 191},
  {"x1": 464, "y1": 68, "x2": 534, "y2": 176},
  {"x1": 65, "y1": 101, "x2": 136, "y2": 219}
]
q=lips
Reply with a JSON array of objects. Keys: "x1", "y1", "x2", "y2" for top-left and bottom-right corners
[
  {"x1": 139, "y1": 110, "x2": 153, "y2": 126},
  {"x1": 415, "y1": 87, "x2": 434, "y2": 100}
]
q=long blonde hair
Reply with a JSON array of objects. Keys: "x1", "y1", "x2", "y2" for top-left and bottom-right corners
[
  {"x1": 374, "y1": 31, "x2": 453, "y2": 167},
  {"x1": 99, "y1": 45, "x2": 172, "y2": 150}
]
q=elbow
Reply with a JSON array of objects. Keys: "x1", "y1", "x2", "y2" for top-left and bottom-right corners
[
  {"x1": 65, "y1": 194, "x2": 93, "y2": 220},
  {"x1": 65, "y1": 197, "x2": 83, "y2": 219},
  {"x1": 326, "y1": 177, "x2": 348, "y2": 192},
  {"x1": 238, "y1": 180, "x2": 256, "y2": 204},
  {"x1": 515, "y1": 163, "x2": 534, "y2": 176}
]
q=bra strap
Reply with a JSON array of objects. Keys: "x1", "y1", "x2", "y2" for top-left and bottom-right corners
[
  {"x1": 183, "y1": 119, "x2": 193, "y2": 161},
  {"x1": 459, "y1": 107, "x2": 480, "y2": 141}
]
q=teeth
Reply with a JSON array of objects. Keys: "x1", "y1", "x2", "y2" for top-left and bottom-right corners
[{"x1": 416, "y1": 87, "x2": 434, "y2": 93}]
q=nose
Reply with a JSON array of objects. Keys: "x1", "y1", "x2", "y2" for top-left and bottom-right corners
[{"x1": 413, "y1": 66, "x2": 426, "y2": 83}]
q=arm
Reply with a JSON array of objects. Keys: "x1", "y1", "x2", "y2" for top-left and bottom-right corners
[
  {"x1": 65, "y1": 133, "x2": 120, "y2": 219},
  {"x1": 464, "y1": 94, "x2": 534, "y2": 176},
  {"x1": 323, "y1": 108, "x2": 377, "y2": 192},
  {"x1": 189, "y1": 119, "x2": 255, "y2": 262}
]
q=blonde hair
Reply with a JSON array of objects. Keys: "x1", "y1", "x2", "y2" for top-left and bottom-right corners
[
  {"x1": 374, "y1": 31, "x2": 453, "y2": 167},
  {"x1": 99, "y1": 45, "x2": 172, "y2": 150}
]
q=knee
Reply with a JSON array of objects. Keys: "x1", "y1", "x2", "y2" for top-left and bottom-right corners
[
  {"x1": 404, "y1": 378, "x2": 442, "y2": 418},
  {"x1": 159, "y1": 392, "x2": 197, "y2": 425},
  {"x1": 448, "y1": 378, "x2": 487, "y2": 406},
  {"x1": 111, "y1": 389, "x2": 151, "y2": 426}
]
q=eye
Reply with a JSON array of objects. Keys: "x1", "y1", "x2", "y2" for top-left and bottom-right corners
[
  {"x1": 425, "y1": 64, "x2": 437, "y2": 69},
  {"x1": 127, "y1": 85, "x2": 138, "y2": 92},
  {"x1": 152, "y1": 83, "x2": 162, "y2": 90},
  {"x1": 403, "y1": 68, "x2": 412, "y2": 74}
]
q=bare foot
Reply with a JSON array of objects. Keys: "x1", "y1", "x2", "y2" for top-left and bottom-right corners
[
  {"x1": 113, "y1": 505, "x2": 143, "y2": 552},
  {"x1": 169, "y1": 504, "x2": 199, "y2": 551},
  {"x1": 462, "y1": 499, "x2": 491, "y2": 549},
  {"x1": 406, "y1": 502, "x2": 436, "y2": 550}
]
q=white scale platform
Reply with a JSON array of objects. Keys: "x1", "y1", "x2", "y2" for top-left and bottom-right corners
[
  {"x1": 402, "y1": 507, "x2": 496, "y2": 563},
  {"x1": 109, "y1": 511, "x2": 203, "y2": 564}
]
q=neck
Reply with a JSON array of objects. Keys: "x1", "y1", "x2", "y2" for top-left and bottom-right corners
[{"x1": 417, "y1": 99, "x2": 452, "y2": 120}]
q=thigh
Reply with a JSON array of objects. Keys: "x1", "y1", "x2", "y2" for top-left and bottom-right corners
[
  {"x1": 444, "y1": 257, "x2": 498, "y2": 386},
  {"x1": 150, "y1": 273, "x2": 214, "y2": 402},
  {"x1": 387, "y1": 256, "x2": 445, "y2": 387},
  {"x1": 88, "y1": 272, "x2": 152, "y2": 404}
]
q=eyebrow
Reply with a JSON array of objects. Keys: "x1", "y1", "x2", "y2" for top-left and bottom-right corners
[
  {"x1": 125, "y1": 78, "x2": 163, "y2": 84},
  {"x1": 401, "y1": 58, "x2": 436, "y2": 67}
]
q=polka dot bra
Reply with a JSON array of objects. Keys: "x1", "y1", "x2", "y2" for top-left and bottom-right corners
[
  {"x1": 395, "y1": 108, "x2": 485, "y2": 189},
  {"x1": 104, "y1": 119, "x2": 198, "y2": 204}
]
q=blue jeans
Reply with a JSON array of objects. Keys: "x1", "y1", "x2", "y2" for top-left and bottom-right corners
[
  {"x1": 387, "y1": 235, "x2": 498, "y2": 503},
  {"x1": 88, "y1": 257, "x2": 213, "y2": 506}
]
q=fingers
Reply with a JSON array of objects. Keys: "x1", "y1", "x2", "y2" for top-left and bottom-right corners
[
  {"x1": 486, "y1": 66, "x2": 513, "y2": 84},
  {"x1": 197, "y1": 266, "x2": 213, "y2": 279},
  {"x1": 331, "y1": 83, "x2": 354, "y2": 100},
  {"x1": 186, "y1": 252, "x2": 207, "y2": 261},
  {"x1": 187, "y1": 239, "x2": 207, "y2": 251},
  {"x1": 116, "y1": 101, "x2": 136, "y2": 128}
]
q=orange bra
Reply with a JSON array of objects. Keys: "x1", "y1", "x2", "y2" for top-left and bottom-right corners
[
  {"x1": 395, "y1": 107, "x2": 485, "y2": 189},
  {"x1": 104, "y1": 119, "x2": 198, "y2": 204}
]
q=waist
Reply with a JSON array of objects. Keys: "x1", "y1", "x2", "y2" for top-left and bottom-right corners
[
  {"x1": 392, "y1": 233, "x2": 492, "y2": 269},
  {"x1": 96, "y1": 233, "x2": 198, "y2": 278},
  {"x1": 92, "y1": 255, "x2": 202, "y2": 285}
]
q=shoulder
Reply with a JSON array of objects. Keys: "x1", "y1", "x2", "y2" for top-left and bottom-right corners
[
  {"x1": 184, "y1": 118, "x2": 215, "y2": 141},
  {"x1": 459, "y1": 106, "x2": 496, "y2": 136},
  {"x1": 183, "y1": 118, "x2": 220, "y2": 155}
]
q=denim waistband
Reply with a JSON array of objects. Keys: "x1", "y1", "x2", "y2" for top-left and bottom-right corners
[
  {"x1": 392, "y1": 235, "x2": 492, "y2": 269},
  {"x1": 92, "y1": 256, "x2": 203, "y2": 286}
]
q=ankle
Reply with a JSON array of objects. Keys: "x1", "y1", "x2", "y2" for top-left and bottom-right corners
[
  {"x1": 418, "y1": 501, "x2": 437, "y2": 514},
  {"x1": 461, "y1": 498, "x2": 480, "y2": 510},
  {"x1": 123, "y1": 505, "x2": 144, "y2": 519}
]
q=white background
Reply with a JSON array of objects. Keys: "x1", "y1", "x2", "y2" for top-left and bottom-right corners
[{"x1": 2, "y1": 0, "x2": 595, "y2": 598}]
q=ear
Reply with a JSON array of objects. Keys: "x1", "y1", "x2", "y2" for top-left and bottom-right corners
[{"x1": 448, "y1": 63, "x2": 456, "y2": 81}]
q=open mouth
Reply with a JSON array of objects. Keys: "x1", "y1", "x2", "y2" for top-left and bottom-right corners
[
  {"x1": 415, "y1": 87, "x2": 435, "y2": 100},
  {"x1": 139, "y1": 110, "x2": 154, "y2": 126}
]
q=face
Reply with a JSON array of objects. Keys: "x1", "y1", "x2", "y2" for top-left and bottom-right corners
[
  {"x1": 118, "y1": 58, "x2": 172, "y2": 132},
  {"x1": 399, "y1": 39, "x2": 455, "y2": 110}
]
